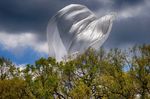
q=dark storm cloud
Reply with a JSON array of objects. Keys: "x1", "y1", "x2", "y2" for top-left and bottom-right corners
[
  {"x1": 0, "y1": 0, "x2": 149, "y2": 46},
  {"x1": 104, "y1": 14, "x2": 150, "y2": 48},
  {"x1": 0, "y1": 0, "x2": 61, "y2": 34},
  {"x1": 0, "y1": 0, "x2": 143, "y2": 33},
  {"x1": 0, "y1": 0, "x2": 102, "y2": 33},
  {"x1": 113, "y1": 0, "x2": 143, "y2": 8},
  {"x1": 0, "y1": 0, "x2": 103, "y2": 41}
]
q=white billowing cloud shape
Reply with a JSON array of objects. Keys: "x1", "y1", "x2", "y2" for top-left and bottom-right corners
[
  {"x1": 0, "y1": 32, "x2": 48, "y2": 54},
  {"x1": 117, "y1": 0, "x2": 150, "y2": 19},
  {"x1": 47, "y1": 4, "x2": 115, "y2": 61}
]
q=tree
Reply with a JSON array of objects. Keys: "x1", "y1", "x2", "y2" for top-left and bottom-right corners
[
  {"x1": 0, "y1": 57, "x2": 20, "y2": 80},
  {"x1": 0, "y1": 45, "x2": 150, "y2": 99},
  {"x1": 129, "y1": 45, "x2": 150, "y2": 98},
  {"x1": 94, "y1": 48, "x2": 136, "y2": 99},
  {"x1": 23, "y1": 57, "x2": 64, "y2": 98}
]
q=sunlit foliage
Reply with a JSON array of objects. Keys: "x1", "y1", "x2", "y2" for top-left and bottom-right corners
[{"x1": 0, "y1": 45, "x2": 150, "y2": 99}]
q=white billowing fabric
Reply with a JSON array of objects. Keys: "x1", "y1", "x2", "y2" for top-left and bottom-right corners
[{"x1": 47, "y1": 4, "x2": 115, "y2": 61}]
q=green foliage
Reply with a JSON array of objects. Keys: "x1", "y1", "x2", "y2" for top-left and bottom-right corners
[
  {"x1": 0, "y1": 78, "x2": 33, "y2": 99},
  {"x1": 0, "y1": 45, "x2": 150, "y2": 99}
]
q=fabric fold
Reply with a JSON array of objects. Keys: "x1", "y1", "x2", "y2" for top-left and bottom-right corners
[{"x1": 47, "y1": 4, "x2": 115, "y2": 61}]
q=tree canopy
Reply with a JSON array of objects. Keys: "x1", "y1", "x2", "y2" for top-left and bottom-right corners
[{"x1": 0, "y1": 45, "x2": 150, "y2": 99}]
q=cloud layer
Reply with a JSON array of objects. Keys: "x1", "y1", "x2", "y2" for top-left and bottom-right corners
[
  {"x1": 0, "y1": 32, "x2": 48, "y2": 54},
  {"x1": 0, "y1": 0, "x2": 150, "y2": 57}
]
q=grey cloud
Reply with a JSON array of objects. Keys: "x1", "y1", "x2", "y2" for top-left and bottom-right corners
[
  {"x1": 113, "y1": 0, "x2": 144, "y2": 8},
  {"x1": 0, "y1": 0, "x2": 149, "y2": 47},
  {"x1": 104, "y1": 15, "x2": 150, "y2": 48},
  {"x1": 0, "y1": 0, "x2": 103, "y2": 41}
]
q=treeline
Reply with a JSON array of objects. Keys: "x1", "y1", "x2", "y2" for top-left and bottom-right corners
[{"x1": 0, "y1": 45, "x2": 150, "y2": 99}]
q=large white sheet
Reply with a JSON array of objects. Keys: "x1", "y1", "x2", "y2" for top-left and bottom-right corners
[{"x1": 47, "y1": 4, "x2": 115, "y2": 61}]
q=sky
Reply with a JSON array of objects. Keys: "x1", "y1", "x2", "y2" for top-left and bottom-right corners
[{"x1": 0, "y1": 0, "x2": 150, "y2": 65}]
